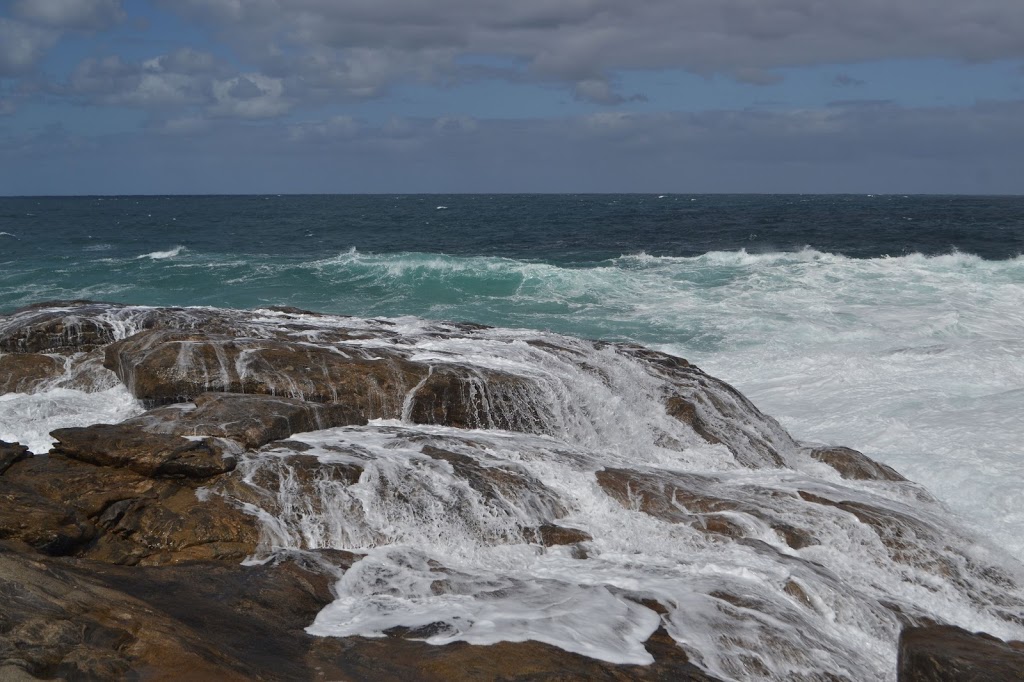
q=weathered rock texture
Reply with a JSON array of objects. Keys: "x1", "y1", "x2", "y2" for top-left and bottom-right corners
[{"x1": 898, "y1": 625, "x2": 1024, "y2": 681}]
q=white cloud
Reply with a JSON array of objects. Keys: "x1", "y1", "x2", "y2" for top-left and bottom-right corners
[
  {"x1": 0, "y1": 18, "x2": 58, "y2": 76},
  {"x1": 158, "y1": 0, "x2": 1024, "y2": 97},
  {"x1": 210, "y1": 73, "x2": 289, "y2": 118},
  {"x1": 69, "y1": 53, "x2": 213, "y2": 107},
  {"x1": 11, "y1": 0, "x2": 124, "y2": 30}
]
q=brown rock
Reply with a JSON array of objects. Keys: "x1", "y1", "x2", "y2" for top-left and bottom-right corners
[
  {"x1": 531, "y1": 523, "x2": 592, "y2": 547},
  {"x1": 309, "y1": 626, "x2": 719, "y2": 681},
  {"x1": 0, "y1": 303, "x2": 124, "y2": 353},
  {"x1": 665, "y1": 396, "x2": 723, "y2": 445},
  {"x1": 84, "y1": 485, "x2": 259, "y2": 566},
  {"x1": 797, "y1": 490, "x2": 933, "y2": 563},
  {"x1": 103, "y1": 328, "x2": 427, "y2": 410},
  {"x1": 50, "y1": 425, "x2": 236, "y2": 480},
  {"x1": 640, "y1": 353, "x2": 798, "y2": 468},
  {"x1": 0, "y1": 481, "x2": 96, "y2": 555},
  {"x1": 0, "y1": 354, "x2": 64, "y2": 394},
  {"x1": 898, "y1": 625, "x2": 1024, "y2": 681},
  {"x1": 0, "y1": 543, "x2": 717, "y2": 681},
  {"x1": 407, "y1": 365, "x2": 543, "y2": 432},
  {"x1": 213, "y1": 448, "x2": 365, "y2": 538},
  {"x1": 126, "y1": 392, "x2": 367, "y2": 449},
  {"x1": 2, "y1": 453, "x2": 158, "y2": 519},
  {"x1": 103, "y1": 327, "x2": 548, "y2": 434},
  {"x1": 597, "y1": 468, "x2": 816, "y2": 550},
  {"x1": 0, "y1": 544, "x2": 337, "y2": 681},
  {"x1": 2, "y1": 453, "x2": 259, "y2": 566},
  {"x1": 810, "y1": 446, "x2": 907, "y2": 482}
]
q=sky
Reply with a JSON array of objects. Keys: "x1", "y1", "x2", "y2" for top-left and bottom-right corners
[{"x1": 1, "y1": 0, "x2": 1023, "y2": 194}]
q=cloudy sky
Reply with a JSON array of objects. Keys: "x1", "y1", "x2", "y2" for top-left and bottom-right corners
[{"x1": 1, "y1": 0, "x2": 1023, "y2": 194}]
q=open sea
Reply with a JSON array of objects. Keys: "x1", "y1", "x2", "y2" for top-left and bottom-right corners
[{"x1": 2, "y1": 194, "x2": 1023, "y2": 678}]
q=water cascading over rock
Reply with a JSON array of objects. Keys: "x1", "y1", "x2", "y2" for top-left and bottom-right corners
[{"x1": 1, "y1": 301, "x2": 1022, "y2": 681}]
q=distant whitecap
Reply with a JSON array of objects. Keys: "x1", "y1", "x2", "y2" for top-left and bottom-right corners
[{"x1": 137, "y1": 245, "x2": 186, "y2": 260}]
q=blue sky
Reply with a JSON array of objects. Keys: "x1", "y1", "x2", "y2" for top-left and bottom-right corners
[{"x1": 1, "y1": 0, "x2": 1023, "y2": 194}]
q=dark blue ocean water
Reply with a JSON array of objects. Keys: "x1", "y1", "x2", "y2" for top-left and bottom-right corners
[{"x1": 2, "y1": 194, "x2": 1022, "y2": 270}]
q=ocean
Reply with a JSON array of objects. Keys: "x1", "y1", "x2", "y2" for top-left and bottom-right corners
[{"x1": 2, "y1": 194, "x2": 1023, "y2": 678}]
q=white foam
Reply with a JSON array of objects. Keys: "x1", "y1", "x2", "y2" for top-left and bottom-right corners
[
  {"x1": 0, "y1": 385, "x2": 144, "y2": 453},
  {"x1": 237, "y1": 417, "x2": 1024, "y2": 681},
  {"x1": 137, "y1": 245, "x2": 186, "y2": 260}
]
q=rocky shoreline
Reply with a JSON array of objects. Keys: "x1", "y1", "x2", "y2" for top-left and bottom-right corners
[{"x1": 1, "y1": 301, "x2": 1022, "y2": 680}]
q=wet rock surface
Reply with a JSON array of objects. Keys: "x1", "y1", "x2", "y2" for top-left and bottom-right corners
[
  {"x1": 0, "y1": 441, "x2": 30, "y2": 475},
  {"x1": 811, "y1": 446, "x2": 908, "y2": 482},
  {"x1": 0, "y1": 354, "x2": 65, "y2": 393},
  {"x1": 898, "y1": 625, "x2": 1024, "y2": 681},
  {"x1": 1, "y1": 302, "x2": 1023, "y2": 680},
  {"x1": 127, "y1": 392, "x2": 368, "y2": 449}
]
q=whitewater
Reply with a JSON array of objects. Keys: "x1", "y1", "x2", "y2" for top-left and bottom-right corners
[
  {"x1": 1, "y1": 194, "x2": 1023, "y2": 679},
  {"x1": 3, "y1": 300, "x2": 1023, "y2": 681}
]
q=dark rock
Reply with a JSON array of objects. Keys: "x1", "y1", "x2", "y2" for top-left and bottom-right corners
[
  {"x1": 309, "y1": 628, "x2": 719, "y2": 681},
  {"x1": 50, "y1": 424, "x2": 236, "y2": 479},
  {"x1": 810, "y1": 446, "x2": 907, "y2": 482},
  {"x1": 531, "y1": 523, "x2": 592, "y2": 547},
  {"x1": 126, "y1": 392, "x2": 367, "y2": 449},
  {"x1": 0, "y1": 354, "x2": 64, "y2": 394},
  {"x1": 264, "y1": 305, "x2": 324, "y2": 316},
  {"x1": 0, "y1": 441, "x2": 31, "y2": 475},
  {"x1": 0, "y1": 544, "x2": 336, "y2": 681},
  {"x1": 898, "y1": 625, "x2": 1024, "y2": 681}
]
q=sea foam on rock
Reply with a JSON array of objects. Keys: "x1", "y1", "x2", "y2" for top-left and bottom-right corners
[{"x1": 1, "y1": 301, "x2": 1023, "y2": 681}]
